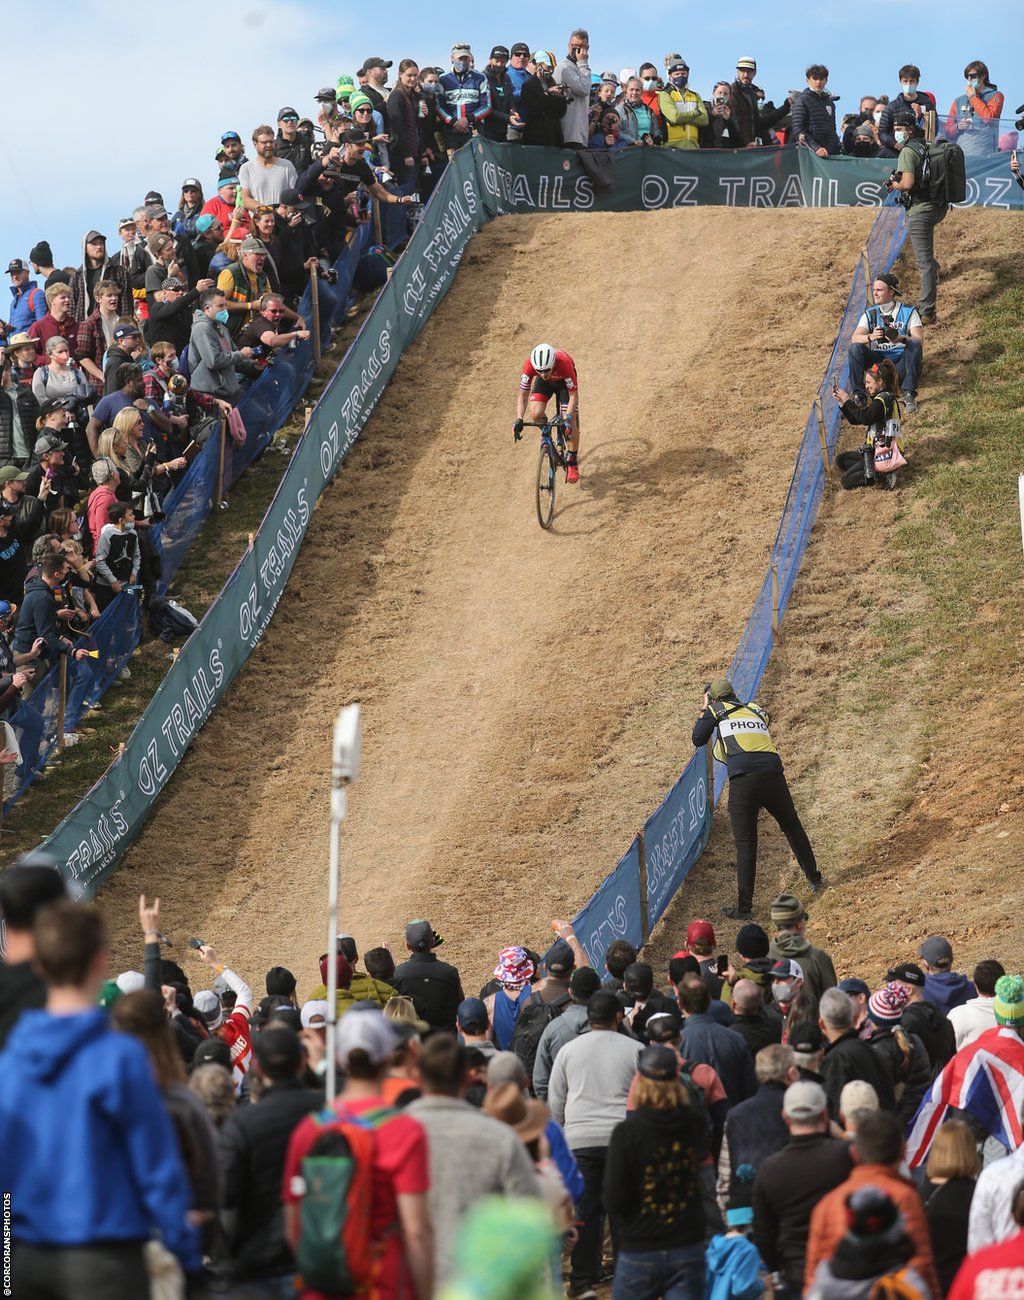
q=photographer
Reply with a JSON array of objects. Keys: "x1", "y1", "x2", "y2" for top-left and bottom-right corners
[
  {"x1": 848, "y1": 273, "x2": 923, "y2": 412},
  {"x1": 145, "y1": 276, "x2": 207, "y2": 353},
  {"x1": 693, "y1": 678, "x2": 823, "y2": 920},
  {"x1": 520, "y1": 51, "x2": 568, "y2": 147},
  {"x1": 236, "y1": 293, "x2": 310, "y2": 369},
  {"x1": 833, "y1": 359, "x2": 906, "y2": 490},
  {"x1": 24, "y1": 431, "x2": 78, "y2": 525},
  {"x1": 706, "y1": 81, "x2": 739, "y2": 147},
  {"x1": 886, "y1": 110, "x2": 944, "y2": 324},
  {"x1": 274, "y1": 190, "x2": 321, "y2": 301}
]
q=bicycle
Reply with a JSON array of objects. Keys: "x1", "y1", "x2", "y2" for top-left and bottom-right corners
[{"x1": 519, "y1": 415, "x2": 569, "y2": 530}]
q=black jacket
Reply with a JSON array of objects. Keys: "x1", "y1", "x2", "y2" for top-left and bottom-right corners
[
  {"x1": 0, "y1": 384, "x2": 39, "y2": 466},
  {"x1": 730, "y1": 1008, "x2": 783, "y2": 1058},
  {"x1": 146, "y1": 290, "x2": 200, "y2": 353},
  {"x1": 604, "y1": 1105, "x2": 708, "y2": 1250},
  {"x1": 924, "y1": 1176, "x2": 975, "y2": 1295},
  {"x1": 724, "y1": 1081, "x2": 790, "y2": 1208},
  {"x1": 483, "y1": 69, "x2": 514, "y2": 141},
  {"x1": 275, "y1": 132, "x2": 312, "y2": 175},
  {"x1": 820, "y1": 1028, "x2": 896, "y2": 1117},
  {"x1": 218, "y1": 1078, "x2": 324, "y2": 1280},
  {"x1": 521, "y1": 76, "x2": 568, "y2": 148},
  {"x1": 867, "y1": 1025, "x2": 932, "y2": 1123},
  {"x1": 392, "y1": 951, "x2": 464, "y2": 1031},
  {"x1": 877, "y1": 91, "x2": 937, "y2": 157},
  {"x1": 903, "y1": 997, "x2": 956, "y2": 1073},
  {"x1": 790, "y1": 87, "x2": 840, "y2": 154},
  {"x1": 752, "y1": 1132, "x2": 853, "y2": 1288}
]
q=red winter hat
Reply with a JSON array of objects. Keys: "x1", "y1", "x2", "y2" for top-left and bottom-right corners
[
  {"x1": 686, "y1": 919, "x2": 716, "y2": 949},
  {"x1": 319, "y1": 951, "x2": 354, "y2": 990}
]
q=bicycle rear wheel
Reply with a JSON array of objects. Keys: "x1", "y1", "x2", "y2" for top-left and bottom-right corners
[{"x1": 535, "y1": 442, "x2": 556, "y2": 529}]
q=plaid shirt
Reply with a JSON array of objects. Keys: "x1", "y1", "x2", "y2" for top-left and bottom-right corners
[{"x1": 75, "y1": 311, "x2": 112, "y2": 395}]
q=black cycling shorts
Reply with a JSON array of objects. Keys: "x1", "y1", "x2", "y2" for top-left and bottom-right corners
[{"x1": 529, "y1": 376, "x2": 570, "y2": 407}]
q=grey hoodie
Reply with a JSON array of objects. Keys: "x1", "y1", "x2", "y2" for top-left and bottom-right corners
[
  {"x1": 533, "y1": 1003, "x2": 589, "y2": 1100},
  {"x1": 188, "y1": 308, "x2": 244, "y2": 400},
  {"x1": 553, "y1": 53, "x2": 592, "y2": 146}
]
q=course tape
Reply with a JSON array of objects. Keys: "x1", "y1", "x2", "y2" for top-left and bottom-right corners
[{"x1": 20, "y1": 145, "x2": 927, "y2": 945}]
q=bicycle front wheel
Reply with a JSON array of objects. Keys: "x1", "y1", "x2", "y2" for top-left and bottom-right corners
[{"x1": 535, "y1": 442, "x2": 556, "y2": 530}]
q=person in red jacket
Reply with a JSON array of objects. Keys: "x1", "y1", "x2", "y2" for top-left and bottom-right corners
[{"x1": 513, "y1": 342, "x2": 582, "y2": 482}]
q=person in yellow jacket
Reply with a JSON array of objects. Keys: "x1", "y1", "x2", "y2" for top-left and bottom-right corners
[
  {"x1": 692, "y1": 678, "x2": 824, "y2": 920},
  {"x1": 658, "y1": 59, "x2": 708, "y2": 149}
]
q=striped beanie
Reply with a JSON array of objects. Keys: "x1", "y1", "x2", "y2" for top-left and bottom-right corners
[
  {"x1": 867, "y1": 982, "x2": 910, "y2": 1025},
  {"x1": 994, "y1": 975, "x2": 1024, "y2": 1028}
]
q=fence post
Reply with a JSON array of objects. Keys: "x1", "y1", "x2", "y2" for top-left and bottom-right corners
[
  {"x1": 56, "y1": 655, "x2": 68, "y2": 755},
  {"x1": 215, "y1": 416, "x2": 227, "y2": 507},
  {"x1": 373, "y1": 198, "x2": 383, "y2": 249},
  {"x1": 814, "y1": 397, "x2": 831, "y2": 477},
  {"x1": 862, "y1": 249, "x2": 873, "y2": 303},
  {"x1": 771, "y1": 560, "x2": 781, "y2": 640},
  {"x1": 310, "y1": 261, "x2": 322, "y2": 367},
  {"x1": 924, "y1": 109, "x2": 936, "y2": 143},
  {"x1": 637, "y1": 830, "x2": 650, "y2": 947},
  {"x1": 705, "y1": 741, "x2": 715, "y2": 812}
]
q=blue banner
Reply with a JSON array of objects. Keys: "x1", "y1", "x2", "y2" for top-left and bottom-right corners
[
  {"x1": 572, "y1": 837, "x2": 645, "y2": 971},
  {"x1": 643, "y1": 752, "x2": 713, "y2": 933}
]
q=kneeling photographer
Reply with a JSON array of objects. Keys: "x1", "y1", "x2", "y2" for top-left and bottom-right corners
[
  {"x1": 236, "y1": 292, "x2": 310, "y2": 375},
  {"x1": 833, "y1": 358, "x2": 907, "y2": 490},
  {"x1": 847, "y1": 272, "x2": 924, "y2": 413}
]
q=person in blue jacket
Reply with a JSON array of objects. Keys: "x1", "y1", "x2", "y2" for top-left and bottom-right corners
[
  {"x1": 437, "y1": 41, "x2": 492, "y2": 152},
  {"x1": 0, "y1": 899, "x2": 202, "y2": 1296},
  {"x1": 7, "y1": 258, "x2": 47, "y2": 332}
]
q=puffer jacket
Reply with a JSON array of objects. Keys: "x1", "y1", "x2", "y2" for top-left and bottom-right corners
[
  {"x1": 790, "y1": 87, "x2": 840, "y2": 154},
  {"x1": 657, "y1": 86, "x2": 708, "y2": 148},
  {"x1": 769, "y1": 931, "x2": 838, "y2": 1003}
]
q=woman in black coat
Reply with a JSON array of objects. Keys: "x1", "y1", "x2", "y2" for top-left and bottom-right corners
[
  {"x1": 521, "y1": 59, "x2": 569, "y2": 147},
  {"x1": 923, "y1": 1118, "x2": 980, "y2": 1295}
]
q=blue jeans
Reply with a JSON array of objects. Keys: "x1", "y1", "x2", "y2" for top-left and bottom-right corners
[
  {"x1": 222, "y1": 1276, "x2": 297, "y2": 1299},
  {"x1": 612, "y1": 1243, "x2": 706, "y2": 1300},
  {"x1": 847, "y1": 339, "x2": 923, "y2": 395}
]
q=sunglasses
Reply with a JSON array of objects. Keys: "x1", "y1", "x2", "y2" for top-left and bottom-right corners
[{"x1": 281, "y1": 114, "x2": 299, "y2": 122}]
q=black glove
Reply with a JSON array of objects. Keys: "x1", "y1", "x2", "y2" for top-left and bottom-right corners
[{"x1": 513, "y1": 418, "x2": 523, "y2": 442}]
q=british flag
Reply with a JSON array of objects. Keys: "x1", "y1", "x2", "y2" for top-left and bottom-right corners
[{"x1": 906, "y1": 1026, "x2": 1024, "y2": 1168}]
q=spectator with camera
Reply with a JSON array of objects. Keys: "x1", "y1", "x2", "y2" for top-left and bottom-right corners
[
  {"x1": 877, "y1": 66, "x2": 937, "y2": 157},
  {"x1": 848, "y1": 273, "x2": 923, "y2": 412},
  {"x1": 834, "y1": 358, "x2": 905, "y2": 490},
  {"x1": 24, "y1": 427, "x2": 76, "y2": 520},
  {"x1": 886, "y1": 111, "x2": 945, "y2": 325},
  {"x1": 102, "y1": 322, "x2": 145, "y2": 396},
  {"x1": 791, "y1": 65, "x2": 840, "y2": 156},
  {"x1": 175, "y1": 213, "x2": 224, "y2": 289},
  {"x1": 659, "y1": 59, "x2": 708, "y2": 149},
  {"x1": 520, "y1": 52, "x2": 568, "y2": 147},
  {"x1": 146, "y1": 276, "x2": 206, "y2": 353},
  {"x1": 588, "y1": 108, "x2": 630, "y2": 152},
  {"x1": 706, "y1": 82, "x2": 742, "y2": 147},
  {"x1": 945, "y1": 60, "x2": 1004, "y2": 157}
]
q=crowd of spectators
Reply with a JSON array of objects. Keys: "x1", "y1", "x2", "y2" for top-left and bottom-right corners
[{"x1": 1, "y1": 856, "x2": 1023, "y2": 1300}]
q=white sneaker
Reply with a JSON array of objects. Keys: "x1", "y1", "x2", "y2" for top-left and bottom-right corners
[
  {"x1": 904, "y1": 393, "x2": 918, "y2": 414},
  {"x1": 62, "y1": 732, "x2": 81, "y2": 748},
  {"x1": 118, "y1": 666, "x2": 132, "y2": 682}
]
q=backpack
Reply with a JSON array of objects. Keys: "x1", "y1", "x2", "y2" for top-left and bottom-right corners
[
  {"x1": 354, "y1": 244, "x2": 397, "y2": 292},
  {"x1": 678, "y1": 1058, "x2": 711, "y2": 1137},
  {"x1": 511, "y1": 990, "x2": 571, "y2": 1083},
  {"x1": 149, "y1": 596, "x2": 199, "y2": 643},
  {"x1": 870, "y1": 1268, "x2": 930, "y2": 1300},
  {"x1": 295, "y1": 1103, "x2": 397, "y2": 1295},
  {"x1": 906, "y1": 138, "x2": 967, "y2": 206}
]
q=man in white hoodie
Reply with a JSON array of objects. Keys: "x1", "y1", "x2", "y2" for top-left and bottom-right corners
[{"x1": 949, "y1": 959, "x2": 1005, "y2": 1048}]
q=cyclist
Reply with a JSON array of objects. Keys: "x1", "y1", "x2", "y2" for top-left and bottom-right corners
[{"x1": 513, "y1": 342, "x2": 581, "y2": 483}]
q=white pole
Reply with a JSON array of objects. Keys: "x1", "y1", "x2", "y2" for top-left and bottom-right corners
[
  {"x1": 325, "y1": 704, "x2": 361, "y2": 1102},
  {"x1": 1019, "y1": 476, "x2": 1024, "y2": 562}
]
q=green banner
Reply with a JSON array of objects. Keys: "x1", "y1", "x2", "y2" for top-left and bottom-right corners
[{"x1": 33, "y1": 139, "x2": 1018, "y2": 894}]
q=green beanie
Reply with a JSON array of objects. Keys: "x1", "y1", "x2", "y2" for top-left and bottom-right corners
[
  {"x1": 993, "y1": 974, "x2": 1024, "y2": 1028},
  {"x1": 336, "y1": 75, "x2": 356, "y2": 99},
  {"x1": 349, "y1": 93, "x2": 373, "y2": 112}
]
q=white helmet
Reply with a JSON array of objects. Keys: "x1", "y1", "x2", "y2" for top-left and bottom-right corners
[{"x1": 530, "y1": 342, "x2": 555, "y2": 373}]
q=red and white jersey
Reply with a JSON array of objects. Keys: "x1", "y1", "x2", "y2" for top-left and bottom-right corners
[{"x1": 520, "y1": 348, "x2": 578, "y2": 392}]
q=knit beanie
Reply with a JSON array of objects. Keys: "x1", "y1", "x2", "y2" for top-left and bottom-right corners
[
  {"x1": 867, "y1": 982, "x2": 909, "y2": 1025},
  {"x1": 993, "y1": 975, "x2": 1024, "y2": 1028},
  {"x1": 735, "y1": 923, "x2": 769, "y2": 960}
]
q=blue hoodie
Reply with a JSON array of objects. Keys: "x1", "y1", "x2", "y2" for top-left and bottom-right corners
[
  {"x1": 923, "y1": 970, "x2": 976, "y2": 1016},
  {"x1": 705, "y1": 1232, "x2": 763, "y2": 1300},
  {"x1": 0, "y1": 1007, "x2": 201, "y2": 1271}
]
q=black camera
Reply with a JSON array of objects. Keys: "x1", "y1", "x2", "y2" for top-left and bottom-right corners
[
  {"x1": 1014, "y1": 103, "x2": 1024, "y2": 131},
  {"x1": 250, "y1": 343, "x2": 270, "y2": 360},
  {"x1": 317, "y1": 259, "x2": 339, "y2": 285}
]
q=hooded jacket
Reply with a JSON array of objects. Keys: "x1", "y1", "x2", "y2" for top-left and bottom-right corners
[
  {"x1": 705, "y1": 1232, "x2": 764, "y2": 1300},
  {"x1": 923, "y1": 970, "x2": 976, "y2": 1016},
  {"x1": 67, "y1": 233, "x2": 133, "y2": 321},
  {"x1": 769, "y1": 931, "x2": 838, "y2": 1003},
  {"x1": 723, "y1": 957, "x2": 775, "y2": 1004},
  {"x1": 603, "y1": 1104, "x2": 708, "y2": 1250},
  {"x1": 902, "y1": 996, "x2": 956, "y2": 1070},
  {"x1": 11, "y1": 574, "x2": 64, "y2": 658},
  {"x1": 188, "y1": 308, "x2": 244, "y2": 400},
  {"x1": 0, "y1": 1007, "x2": 201, "y2": 1270}
]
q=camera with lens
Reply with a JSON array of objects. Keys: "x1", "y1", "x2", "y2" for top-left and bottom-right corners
[
  {"x1": 1015, "y1": 102, "x2": 1024, "y2": 131},
  {"x1": 317, "y1": 259, "x2": 339, "y2": 285}
]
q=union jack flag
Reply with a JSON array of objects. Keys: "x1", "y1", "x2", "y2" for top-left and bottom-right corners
[{"x1": 906, "y1": 1026, "x2": 1024, "y2": 1167}]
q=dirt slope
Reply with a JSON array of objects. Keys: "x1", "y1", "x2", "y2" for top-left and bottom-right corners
[
  {"x1": 648, "y1": 209, "x2": 1024, "y2": 983},
  {"x1": 102, "y1": 207, "x2": 877, "y2": 987}
]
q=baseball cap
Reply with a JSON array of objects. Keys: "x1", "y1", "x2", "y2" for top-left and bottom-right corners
[
  {"x1": 918, "y1": 936, "x2": 953, "y2": 967},
  {"x1": 193, "y1": 988, "x2": 224, "y2": 1030},
  {"x1": 300, "y1": 998, "x2": 329, "y2": 1028},
  {"x1": 490, "y1": 45, "x2": 510, "y2": 60},
  {"x1": 543, "y1": 938, "x2": 575, "y2": 975},
  {"x1": 146, "y1": 233, "x2": 172, "y2": 256},
  {"x1": 645, "y1": 1008, "x2": 683, "y2": 1043},
  {"x1": 510, "y1": 42, "x2": 530, "y2": 57},
  {"x1": 569, "y1": 967, "x2": 601, "y2": 1000},
  {"x1": 638, "y1": 1044, "x2": 679, "y2": 1081},
  {"x1": 342, "y1": 128, "x2": 369, "y2": 145},
  {"x1": 144, "y1": 190, "x2": 164, "y2": 205},
  {"x1": 451, "y1": 43, "x2": 472, "y2": 56},
  {"x1": 115, "y1": 970, "x2": 145, "y2": 994},
  {"x1": 315, "y1": 86, "x2": 338, "y2": 101},
  {"x1": 5, "y1": 258, "x2": 25, "y2": 274},
  {"x1": 33, "y1": 432, "x2": 69, "y2": 457},
  {"x1": 788, "y1": 1021, "x2": 823, "y2": 1054},
  {"x1": 277, "y1": 106, "x2": 299, "y2": 120},
  {"x1": 876, "y1": 272, "x2": 902, "y2": 295},
  {"x1": 0, "y1": 601, "x2": 14, "y2": 620},
  {"x1": 193, "y1": 1038, "x2": 231, "y2": 1069},
  {"x1": 736, "y1": 56, "x2": 757, "y2": 71},
  {"x1": 685, "y1": 919, "x2": 716, "y2": 949},
  {"x1": 116, "y1": 217, "x2": 135, "y2": 231},
  {"x1": 112, "y1": 323, "x2": 141, "y2": 342},
  {"x1": 38, "y1": 397, "x2": 72, "y2": 418},
  {"x1": 160, "y1": 276, "x2": 186, "y2": 292},
  {"x1": 600, "y1": 70, "x2": 619, "y2": 85},
  {"x1": 405, "y1": 919, "x2": 439, "y2": 952},
  {"x1": 839, "y1": 1079, "x2": 879, "y2": 1116},
  {"x1": 667, "y1": 60, "x2": 689, "y2": 73},
  {"x1": 240, "y1": 237, "x2": 267, "y2": 255},
  {"x1": 886, "y1": 962, "x2": 925, "y2": 988},
  {"x1": 838, "y1": 977, "x2": 871, "y2": 998},
  {"x1": 770, "y1": 958, "x2": 804, "y2": 982},
  {"x1": 221, "y1": 130, "x2": 241, "y2": 142},
  {"x1": 181, "y1": 177, "x2": 202, "y2": 190},
  {"x1": 85, "y1": 230, "x2": 105, "y2": 244},
  {"x1": 487, "y1": 1051, "x2": 527, "y2": 1089},
  {"x1": 361, "y1": 56, "x2": 392, "y2": 71},
  {"x1": 279, "y1": 188, "x2": 314, "y2": 211},
  {"x1": 457, "y1": 996, "x2": 489, "y2": 1033},
  {"x1": 195, "y1": 214, "x2": 219, "y2": 234},
  {"x1": 0, "y1": 467, "x2": 29, "y2": 484},
  {"x1": 783, "y1": 1079, "x2": 827, "y2": 1121},
  {"x1": 335, "y1": 1008, "x2": 398, "y2": 1066},
  {"x1": 707, "y1": 677, "x2": 735, "y2": 700}
]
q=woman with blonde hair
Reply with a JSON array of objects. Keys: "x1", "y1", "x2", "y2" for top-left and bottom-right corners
[
  {"x1": 923, "y1": 1118, "x2": 980, "y2": 1294},
  {"x1": 603, "y1": 1044, "x2": 709, "y2": 1300}
]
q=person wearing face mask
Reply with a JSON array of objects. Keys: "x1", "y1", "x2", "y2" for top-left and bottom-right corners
[
  {"x1": 437, "y1": 43, "x2": 492, "y2": 154},
  {"x1": 887, "y1": 111, "x2": 948, "y2": 324},
  {"x1": 520, "y1": 52, "x2": 568, "y2": 148},
  {"x1": 945, "y1": 60, "x2": 1004, "y2": 157},
  {"x1": 876, "y1": 66, "x2": 937, "y2": 157},
  {"x1": 553, "y1": 29, "x2": 592, "y2": 148},
  {"x1": 187, "y1": 288, "x2": 254, "y2": 404},
  {"x1": 658, "y1": 59, "x2": 707, "y2": 149},
  {"x1": 790, "y1": 63, "x2": 840, "y2": 156}
]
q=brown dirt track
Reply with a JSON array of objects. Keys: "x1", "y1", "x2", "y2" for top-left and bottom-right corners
[{"x1": 102, "y1": 207, "x2": 883, "y2": 988}]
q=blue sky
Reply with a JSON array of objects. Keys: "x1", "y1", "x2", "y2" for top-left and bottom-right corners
[{"x1": 0, "y1": 2, "x2": 1015, "y2": 274}]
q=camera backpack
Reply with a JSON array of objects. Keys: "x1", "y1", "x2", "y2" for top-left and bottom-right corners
[{"x1": 906, "y1": 138, "x2": 967, "y2": 206}]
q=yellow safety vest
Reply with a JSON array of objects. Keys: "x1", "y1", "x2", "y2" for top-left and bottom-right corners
[{"x1": 707, "y1": 699, "x2": 779, "y2": 764}]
